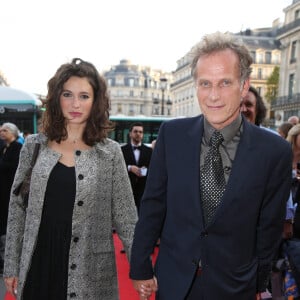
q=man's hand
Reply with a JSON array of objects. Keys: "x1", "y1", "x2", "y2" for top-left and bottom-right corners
[
  {"x1": 4, "y1": 277, "x2": 18, "y2": 297},
  {"x1": 130, "y1": 165, "x2": 142, "y2": 177},
  {"x1": 283, "y1": 220, "x2": 293, "y2": 239},
  {"x1": 132, "y1": 277, "x2": 158, "y2": 299}
]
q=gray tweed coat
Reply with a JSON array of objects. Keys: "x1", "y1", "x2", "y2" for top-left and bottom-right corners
[{"x1": 4, "y1": 133, "x2": 138, "y2": 300}]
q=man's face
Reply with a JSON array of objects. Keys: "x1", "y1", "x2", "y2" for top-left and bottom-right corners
[
  {"x1": 240, "y1": 90, "x2": 257, "y2": 124},
  {"x1": 195, "y1": 49, "x2": 249, "y2": 130},
  {"x1": 129, "y1": 126, "x2": 144, "y2": 144}
]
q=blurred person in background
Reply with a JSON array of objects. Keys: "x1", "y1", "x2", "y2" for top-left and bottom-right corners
[
  {"x1": 121, "y1": 122, "x2": 152, "y2": 213},
  {"x1": 286, "y1": 124, "x2": 300, "y2": 238},
  {"x1": 277, "y1": 122, "x2": 293, "y2": 139},
  {"x1": 288, "y1": 116, "x2": 299, "y2": 126},
  {"x1": 240, "y1": 85, "x2": 266, "y2": 126},
  {"x1": 3, "y1": 58, "x2": 137, "y2": 300},
  {"x1": 0, "y1": 122, "x2": 22, "y2": 275}
]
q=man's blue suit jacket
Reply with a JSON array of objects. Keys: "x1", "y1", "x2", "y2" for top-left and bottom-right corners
[{"x1": 130, "y1": 115, "x2": 292, "y2": 300}]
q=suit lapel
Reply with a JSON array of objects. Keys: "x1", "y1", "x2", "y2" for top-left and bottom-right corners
[{"x1": 186, "y1": 116, "x2": 205, "y2": 227}]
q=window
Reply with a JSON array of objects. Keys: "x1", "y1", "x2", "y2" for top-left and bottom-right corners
[
  {"x1": 295, "y1": 9, "x2": 300, "y2": 20},
  {"x1": 117, "y1": 104, "x2": 122, "y2": 113},
  {"x1": 129, "y1": 78, "x2": 134, "y2": 87},
  {"x1": 272, "y1": 52, "x2": 280, "y2": 64},
  {"x1": 258, "y1": 68, "x2": 262, "y2": 79},
  {"x1": 129, "y1": 90, "x2": 134, "y2": 97},
  {"x1": 129, "y1": 104, "x2": 134, "y2": 115},
  {"x1": 290, "y1": 41, "x2": 297, "y2": 63},
  {"x1": 288, "y1": 74, "x2": 295, "y2": 98},
  {"x1": 258, "y1": 52, "x2": 263, "y2": 63},
  {"x1": 250, "y1": 51, "x2": 256, "y2": 63},
  {"x1": 140, "y1": 104, "x2": 144, "y2": 114},
  {"x1": 265, "y1": 52, "x2": 271, "y2": 64},
  {"x1": 116, "y1": 76, "x2": 124, "y2": 86}
]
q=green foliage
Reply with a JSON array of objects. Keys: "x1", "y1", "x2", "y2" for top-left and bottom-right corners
[{"x1": 265, "y1": 66, "x2": 279, "y2": 103}]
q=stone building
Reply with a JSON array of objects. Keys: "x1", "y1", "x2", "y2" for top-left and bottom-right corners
[
  {"x1": 271, "y1": 0, "x2": 300, "y2": 126},
  {"x1": 103, "y1": 59, "x2": 173, "y2": 117}
]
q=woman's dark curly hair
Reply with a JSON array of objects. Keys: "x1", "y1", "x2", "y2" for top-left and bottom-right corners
[{"x1": 42, "y1": 58, "x2": 114, "y2": 145}]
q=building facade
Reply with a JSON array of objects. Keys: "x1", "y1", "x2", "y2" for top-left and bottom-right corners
[
  {"x1": 272, "y1": 0, "x2": 300, "y2": 126},
  {"x1": 103, "y1": 59, "x2": 173, "y2": 117}
]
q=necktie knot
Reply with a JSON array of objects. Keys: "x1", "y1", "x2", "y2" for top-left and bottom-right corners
[{"x1": 210, "y1": 131, "x2": 223, "y2": 149}]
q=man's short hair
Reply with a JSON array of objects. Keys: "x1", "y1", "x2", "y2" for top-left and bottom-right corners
[
  {"x1": 190, "y1": 31, "x2": 252, "y2": 83},
  {"x1": 129, "y1": 122, "x2": 144, "y2": 132}
]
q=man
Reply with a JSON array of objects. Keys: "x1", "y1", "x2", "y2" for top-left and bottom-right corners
[
  {"x1": 121, "y1": 122, "x2": 152, "y2": 213},
  {"x1": 130, "y1": 32, "x2": 292, "y2": 300},
  {"x1": 240, "y1": 85, "x2": 266, "y2": 126},
  {"x1": 288, "y1": 115, "x2": 299, "y2": 126},
  {"x1": 240, "y1": 85, "x2": 278, "y2": 136}
]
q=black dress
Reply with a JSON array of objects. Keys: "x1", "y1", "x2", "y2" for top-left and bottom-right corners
[{"x1": 23, "y1": 162, "x2": 76, "y2": 300}]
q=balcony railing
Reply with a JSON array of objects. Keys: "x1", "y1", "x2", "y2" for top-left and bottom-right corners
[
  {"x1": 277, "y1": 18, "x2": 300, "y2": 36},
  {"x1": 271, "y1": 93, "x2": 300, "y2": 108}
]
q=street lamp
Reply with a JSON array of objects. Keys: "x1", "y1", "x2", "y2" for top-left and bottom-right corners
[
  {"x1": 160, "y1": 77, "x2": 167, "y2": 115},
  {"x1": 153, "y1": 77, "x2": 172, "y2": 116}
]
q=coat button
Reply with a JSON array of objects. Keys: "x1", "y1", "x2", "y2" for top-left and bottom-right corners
[
  {"x1": 70, "y1": 263, "x2": 77, "y2": 270},
  {"x1": 73, "y1": 237, "x2": 79, "y2": 242},
  {"x1": 75, "y1": 150, "x2": 81, "y2": 156},
  {"x1": 70, "y1": 292, "x2": 76, "y2": 298},
  {"x1": 77, "y1": 201, "x2": 83, "y2": 206},
  {"x1": 78, "y1": 174, "x2": 84, "y2": 180}
]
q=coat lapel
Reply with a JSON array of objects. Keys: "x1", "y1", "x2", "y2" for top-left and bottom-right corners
[{"x1": 186, "y1": 116, "x2": 205, "y2": 227}]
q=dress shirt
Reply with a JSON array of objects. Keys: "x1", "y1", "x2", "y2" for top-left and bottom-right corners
[
  {"x1": 201, "y1": 114, "x2": 243, "y2": 183},
  {"x1": 132, "y1": 144, "x2": 142, "y2": 164}
]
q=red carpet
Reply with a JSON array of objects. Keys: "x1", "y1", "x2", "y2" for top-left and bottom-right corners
[
  {"x1": 4, "y1": 233, "x2": 158, "y2": 300},
  {"x1": 113, "y1": 232, "x2": 158, "y2": 300}
]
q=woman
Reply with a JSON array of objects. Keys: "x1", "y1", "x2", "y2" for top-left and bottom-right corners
[
  {"x1": 4, "y1": 58, "x2": 138, "y2": 299},
  {"x1": 0, "y1": 123, "x2": 22, "y2": 273}
]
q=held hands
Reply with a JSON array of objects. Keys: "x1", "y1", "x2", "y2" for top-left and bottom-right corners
[
  {"x1": 132, "y1": 277, "x2": 158, "y2": 299},
  {"x1": 4, "y1": 277, "x2": 18, "y2": 297}
]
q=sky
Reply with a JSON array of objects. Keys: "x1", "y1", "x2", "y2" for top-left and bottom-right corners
[{"x1": 0, "y1": 0, "x2": 293, "y2": 95}]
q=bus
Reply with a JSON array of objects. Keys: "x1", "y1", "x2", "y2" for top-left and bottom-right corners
[
  {"x1": 0, "y1": 86, "x2": 43, "y2": 133},
  {"x1": 109, "y1": 115, "x2": 176, "y2": 144}
]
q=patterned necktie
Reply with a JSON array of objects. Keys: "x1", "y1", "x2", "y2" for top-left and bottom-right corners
[{"x1": 200, "y1": 130, "x2": 226, "y2": 226}]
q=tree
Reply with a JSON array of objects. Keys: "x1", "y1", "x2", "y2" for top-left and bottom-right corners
[{"x1": 265, "y1": 66, "x2": 279, "y2": 103}]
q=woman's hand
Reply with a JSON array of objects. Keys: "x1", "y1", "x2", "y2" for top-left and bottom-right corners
[{"x1": 132, "y1": 277, "x2": 158, "y2": 299}]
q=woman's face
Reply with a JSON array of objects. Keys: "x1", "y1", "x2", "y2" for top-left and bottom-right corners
[{"x1": 60, "y1": 76, "x2": 94, "y2": 126}]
